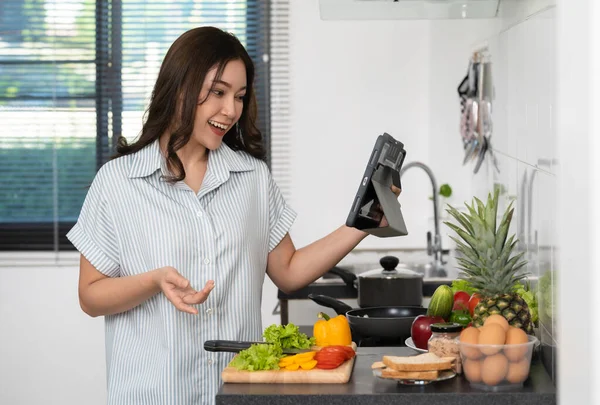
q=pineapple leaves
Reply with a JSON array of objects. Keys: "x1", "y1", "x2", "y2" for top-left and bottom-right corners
[
  {"x1": 494, "y1": 207, "x2": 514, "y2": 255},
  {"x1": 445, "y1": 205, "x2": 474, "y2": 235},
  {"x1": 450, "y1": 236, "x2": 483, "y2": 264},
  {"x1": 504, "y1": 251, "x2": 527, "y2": 273},
  {"x1": 474, "y1": 197, "x2": 487, "y2": 229},
  {"x1": 444, "y1": 189, "x2": 530, "y2": 294},
  {"x1": 445, "y1": 222, "x2": 478, "y2": 250},
  {"x1": 486, "y1": 190, "x2": 497, "y2": 234}
]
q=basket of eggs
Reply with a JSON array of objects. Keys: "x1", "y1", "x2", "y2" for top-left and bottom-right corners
[{"x1": 457, "y1": 314, "x2": 539, "y2": 390}]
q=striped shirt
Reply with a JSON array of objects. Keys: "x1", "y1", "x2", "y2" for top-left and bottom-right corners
[{"x1": 67, "y1": 139, "x2": 296, "y2": 405}]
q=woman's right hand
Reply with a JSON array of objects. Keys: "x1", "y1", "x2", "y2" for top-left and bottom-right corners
[{"x1": 153, "y1": 266, "x2": 215, "y2": 314}]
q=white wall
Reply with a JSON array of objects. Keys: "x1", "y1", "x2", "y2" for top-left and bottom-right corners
[{"x1": 0, "y1": 259, "x2": 107, "y2": 405}]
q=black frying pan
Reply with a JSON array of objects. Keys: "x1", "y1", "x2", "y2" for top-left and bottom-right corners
[{"x1": 308, "y1": 294, "x2": 427, "y2": 340}]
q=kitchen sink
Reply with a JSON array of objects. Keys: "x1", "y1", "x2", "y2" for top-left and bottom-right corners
[{"x1": 396, "y1": 261, "x2": 449, "y2": 278}]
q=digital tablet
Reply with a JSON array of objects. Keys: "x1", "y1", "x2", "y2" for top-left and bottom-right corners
[{"x1": 346, "y1": 133, "x2": 408, "y2": 237}]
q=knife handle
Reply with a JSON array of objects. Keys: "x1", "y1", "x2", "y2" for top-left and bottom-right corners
[{"x1": 203, "y1": 340, "x2": 265, "y2": 353}]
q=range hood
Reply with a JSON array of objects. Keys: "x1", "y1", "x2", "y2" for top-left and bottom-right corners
[{"x1": 319, "y1": 0, "x2": 501, "y2": 20}]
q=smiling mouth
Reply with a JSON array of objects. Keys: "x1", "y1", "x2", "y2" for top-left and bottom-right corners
[{"x1": 208, "y1": 120, "x2": 229, "y2": 131}]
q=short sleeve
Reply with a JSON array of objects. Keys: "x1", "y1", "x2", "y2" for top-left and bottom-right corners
[
  {"x1": 66, "y1": 167, "x2": 121, "y2": 277},
  {"x1": 267, "y1": 172, "x2": 297, "y2": 252}
]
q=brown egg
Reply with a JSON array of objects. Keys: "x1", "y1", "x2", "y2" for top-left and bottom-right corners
[
  {"x1": 478, "y1": 323, "x2": 506, "y2": 355},
  {"x1": 484, "y1": 314, "x2": 510, "y2": 332},
  {"x1": 481, "y1": 353, "x2": 509, "y2": 386},
  {"x1": 504, "y1": 327, "x2": 529, "y2": 362},
  {"x1": 459, "y1": 327, "x2": 482, "y2": 360},
  {"x1": 506, "y1": 358, "x2": 531, "y2": 383},
  {"x1": 463, "y1": 359, "x2": 482, "y2": 383}
]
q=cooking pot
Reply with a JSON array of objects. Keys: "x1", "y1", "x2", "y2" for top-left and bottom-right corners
[
  {"x1": 328, "y1": 255, "x2": 423, "y2": 308},
  {"x1": 308, "y1": 294, "x2": 427, "y2": 340}
]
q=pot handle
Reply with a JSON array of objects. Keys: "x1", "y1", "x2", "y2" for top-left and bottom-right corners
[
  {"x1": 327, "y1": 266, "x2": 358, "y2": 289},
  {"x1": 308, "y1": 294, "x2": 354, "y2": 315}
]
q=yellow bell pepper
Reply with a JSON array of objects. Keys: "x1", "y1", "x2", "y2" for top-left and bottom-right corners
[
  {"x1": 279, "y1": 352, "x2": 318, "y2": 370},
  {"x1": 292, "y1": 351, "x2": 316, "y2": 362},
  {"x1": 299, "y1": 360, "x2": 317, "y2": 370},
  {"x1": 284, "y1": 363, "x2": 300, "y2": 371},
  {"x1": 313, "y1": 312, "x2": 352, "y2": 347}
]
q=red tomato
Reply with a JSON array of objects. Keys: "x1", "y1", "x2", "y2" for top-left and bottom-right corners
[
  {"x1": 315, "y1": 348, "x2": 347, "y2": 368},
  {"x1": 468, "y1": 293, "x2": 481, "y2": 317},
  {"x1": 319, "y1": 346, "x2": 355, "y2": 360},
  {"x1": 315, "y1": 345, "x2": 355, "y2": 370},
  {"x1": 453, "y1": 291, "x2": 471, "y2": 311},
  {"x1": 315, "y1": 352, "x2": 346, "y2": 362},
  {"x1": 316, "y1": 363, "x2": 342, "y2": 369}
]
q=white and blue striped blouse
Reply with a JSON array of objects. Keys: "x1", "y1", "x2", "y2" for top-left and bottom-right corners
[{"x1": 67, "y1": 138, "x2": 296, "y2": 405}]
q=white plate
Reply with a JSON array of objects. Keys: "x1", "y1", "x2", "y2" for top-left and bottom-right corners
[
  {"x1": 404, "y1": 337, "x2": 428, "y2": 353},
  {"x1": 373, "y1": 368, "x2": 456, "y2": 385}
]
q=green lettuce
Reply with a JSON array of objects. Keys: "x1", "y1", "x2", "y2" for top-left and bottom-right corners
[
  {"x1": 263, "y1": 323, "x2": 316, "y2": 349},
  {"x1": 229, "y1": 343, "x2": 282, "y2": 371},
  {"x1": 451, "y1": 279, "x2": 478, "y2": 295}
]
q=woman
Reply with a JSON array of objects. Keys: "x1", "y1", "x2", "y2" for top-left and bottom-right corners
[{"x1": 68, "y1": 26, "x2": 397, "y2": 405}]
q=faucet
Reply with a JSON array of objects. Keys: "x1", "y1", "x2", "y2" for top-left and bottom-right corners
[{"x1": 400, "y1": 161, "x2": 446, "y2": 277}]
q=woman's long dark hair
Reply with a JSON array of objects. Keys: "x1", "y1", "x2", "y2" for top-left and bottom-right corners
[{"x1": 113, "y1": 26, "x2": 265, "y2": 181}]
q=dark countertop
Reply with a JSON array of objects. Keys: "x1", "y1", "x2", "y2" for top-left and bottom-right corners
[{"x1": 216, "y1": 347, "x2": 556, "y2": 405}]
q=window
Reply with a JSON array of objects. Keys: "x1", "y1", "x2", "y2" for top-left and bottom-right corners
[{"x1": 0, "y1": 0, "x2": 270, "y2": 251}]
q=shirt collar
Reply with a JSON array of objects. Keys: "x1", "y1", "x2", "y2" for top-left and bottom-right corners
[{"x1": 128, "y1": 138, "x2": 255, "y2": 179}]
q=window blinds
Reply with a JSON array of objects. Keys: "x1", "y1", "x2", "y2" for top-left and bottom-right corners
[
  {"x1": 0, "y1": 0, "x2": 270, "y2": 251},
  {"x1": 269, "y1": 0, "x2": 292, "y2": 203}
]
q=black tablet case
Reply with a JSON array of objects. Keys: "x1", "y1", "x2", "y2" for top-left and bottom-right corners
[{"x1": 345, "y1": 133, "x2": 408, "y2": 237}]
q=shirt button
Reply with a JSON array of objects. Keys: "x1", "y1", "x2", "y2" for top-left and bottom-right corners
[
  {"x1": 196, "y1": 211, "x2": 203, "y2": 217},
  {"x1": 204, "y1": 258, "x2": 210, "y2": 264},
  {"x1": 206, "y1": 307, "x2": 213, "y2": 315},
  {"x1": 208, "y1": 359, "x2": 214, "y2": 366}
]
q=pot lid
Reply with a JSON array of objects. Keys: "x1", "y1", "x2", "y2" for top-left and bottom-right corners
[{"x1": 359, "y1": 255, "x2": 423, "y2": 279}]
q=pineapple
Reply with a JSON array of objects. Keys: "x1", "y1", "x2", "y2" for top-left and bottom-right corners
[{"x1": 444, "y1": 189, "x2": 534, "y2": 334}]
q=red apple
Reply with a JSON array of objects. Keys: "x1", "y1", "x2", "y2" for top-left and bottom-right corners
[{"x1": 411, "y1": 315, "x2": 445, "y2": 350}]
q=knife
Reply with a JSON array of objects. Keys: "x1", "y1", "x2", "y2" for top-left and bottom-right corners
[{"x1": 204, "y1": 340, "x2": 314, "y2": 354}]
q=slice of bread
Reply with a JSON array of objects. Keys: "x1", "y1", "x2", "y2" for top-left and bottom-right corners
[
  {"x1": 382, "y1": 352, "x2": 453, "y2": 372},
  {"x1": 381, "y1": 368, "x2": 440, "y2": 380},
  {"x1": 371, "y1": 361, "x2": 386, "y2": 369}
]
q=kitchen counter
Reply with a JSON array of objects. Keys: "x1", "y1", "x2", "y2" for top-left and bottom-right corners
[{"x1": 215, "y1": 347, "x2": 556, "y2": 405}]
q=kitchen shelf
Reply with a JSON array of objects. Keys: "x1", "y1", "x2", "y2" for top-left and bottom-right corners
[{"x1": 319, "y1": 0, "x2": 501, "y2": 20}]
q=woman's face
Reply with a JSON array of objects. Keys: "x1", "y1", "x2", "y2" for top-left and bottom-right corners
[{"x1": 191, "y1": 59, "x2": 247, "y2": 151}]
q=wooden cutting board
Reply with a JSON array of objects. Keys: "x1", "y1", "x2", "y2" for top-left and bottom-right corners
[{"x1": 221, "y1": 343, "x2": 357, "y2": 384}]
